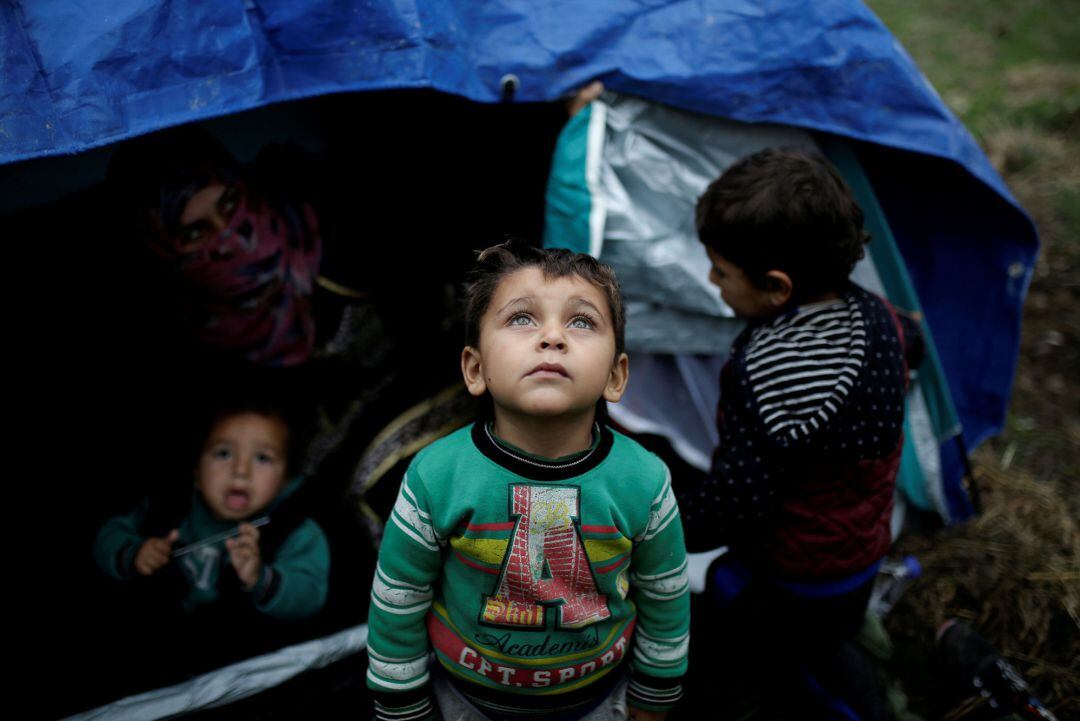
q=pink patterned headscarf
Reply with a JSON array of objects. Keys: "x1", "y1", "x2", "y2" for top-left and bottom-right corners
[{"x1": 150, "y1": 181, "x2": 323, "y2": 367}]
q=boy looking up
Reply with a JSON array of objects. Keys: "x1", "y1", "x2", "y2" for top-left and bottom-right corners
[
  {"x1": 682, "y1": 148, "x2": 923, "y2": 718},
  {"x1": 366, "y1": 242, "x2": 689, "y2": 721}
]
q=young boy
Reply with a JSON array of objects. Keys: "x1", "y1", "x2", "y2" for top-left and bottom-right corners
[
  {"x1": 682, "y1": 148, "x2": 923, "y2": 717},
  {"x1": 366, "y1": 242, "x2": 689, "y2": 721},
  {"x1": 94, "y1": 402, "x2": 329, "y2": 621}
]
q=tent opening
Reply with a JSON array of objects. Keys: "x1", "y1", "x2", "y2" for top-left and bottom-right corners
[{"x1": 14, "y1": 89, "x2": 574, "y2": 720}]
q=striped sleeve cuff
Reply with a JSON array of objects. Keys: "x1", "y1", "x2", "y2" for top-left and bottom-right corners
[
  {"x1": 626, "y1": 670, "x2": 684, "y2": 712},
  {"x1": 371, "y1": 685, "x2": 439, "y2": 721},
  {"x1": 367, "y1": 648, "x2": 431, "y2": 692}
]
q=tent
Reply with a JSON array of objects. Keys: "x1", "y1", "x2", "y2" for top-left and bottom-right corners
[
  {"x1": 3, "y1": 1, "x2": 1037, "y2": 718},
  {"x1": 543, "y1": 92, "x2": 983, "y2": 529}
]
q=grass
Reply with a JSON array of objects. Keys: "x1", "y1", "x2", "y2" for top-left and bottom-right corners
[
  {"x1": 868, "y1": 1, "x2": 1080, "y2": 135},
  {"x1": 865, "y1": 1, "x2": 1079, "y2": 717}
]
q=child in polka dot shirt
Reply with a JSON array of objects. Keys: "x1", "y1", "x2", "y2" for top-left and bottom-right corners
[{"x1": 680, "y1": 148, "x2": 923, "y2": 718}]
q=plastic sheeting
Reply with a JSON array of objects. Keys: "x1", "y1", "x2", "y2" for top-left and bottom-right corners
[
  {"x1": 549, "y1": 93, "x2": 820, "y2": 354},
  {"x1": 65, "y1": 624, "x2": 368, "y2": 721},
  {"x1": 0, "y1": 0, "x2": 1042, "y2": 207}
]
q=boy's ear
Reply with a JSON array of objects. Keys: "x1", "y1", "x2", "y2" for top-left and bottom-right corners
[
  {"x1": 461, "y1": 346, "x2": 488, "y2": 398},
  {"x1": 602, "y1": 352, "x2": 630, "y2": 403},
  {"x1": 764, "y1": 270, "x2": 793, "y2": 309}
]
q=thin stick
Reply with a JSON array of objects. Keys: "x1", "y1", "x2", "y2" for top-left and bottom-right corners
[
  {"x1": 171, "y1": 517, "x2": 270, "y2": 558},
  {"x1": 1026, "y1": 571, "x2": 1080, "y2": 582}
]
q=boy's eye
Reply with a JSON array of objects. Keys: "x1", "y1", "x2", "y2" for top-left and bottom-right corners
[
  {"x1": 211, "y1": 447, "x2": 232, "y2": 460},
  {"x1": 507, "y1": 313, "x2": 534, "y2": 327},
  {"x1": 255, "y1": 452, "x2": 276, "y2": 465},
  {"x1": 568, "y1": 315, "x2": 594, "y2": 330}
]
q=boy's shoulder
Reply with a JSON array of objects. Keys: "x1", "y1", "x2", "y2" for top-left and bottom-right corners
[
  {"x1": 413, "y1": 423, "x2": 475, "y2": 459},
  {"x1": 409, "y1": 423, "x2": 479, "y2": 474},
  {"x1": 274, "y1": 516, "x2": 330, "y2": 555},
  {"x1": 740, "y1": 283, "x2": 888, "y2": 355},
  {"x1": 606, "y1": 427, "x2": 670, "y2": 485},
  {"x1": 728, "y1": 283, "x2": 912, "y2": 446},
  {"x1": 609, "y1": 425, "x2": 665, "y2": 470},
  {"x1": 845, "y1": 282, "x2": 894, "y2": 318}
]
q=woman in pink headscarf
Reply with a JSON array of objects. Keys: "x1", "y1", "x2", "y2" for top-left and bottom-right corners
[
  {"x1": 106, "y1": 123, "x2": 467, "y2": 513},
  {"x1": 109, "y1": 126, "x2": 323, "y2": 368}
]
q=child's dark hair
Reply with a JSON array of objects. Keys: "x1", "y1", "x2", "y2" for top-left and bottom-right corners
[
  {"x1": 463, "y1": 239, "x2": 626, "y2": 356},
  {"x1": 198, "y1": 394, "x2": 301, "y2": 478},
  {"x1": 695, "y1": 148, "x2": 869, "y2": 302}
]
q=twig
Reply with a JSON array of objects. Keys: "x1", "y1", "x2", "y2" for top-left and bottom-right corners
[
  {"x1": 171, "y1": 517, "x2": 270, "y2": 558},
  {"x1": 1026, "y1": 571, "x2": 1080, "y2": 582},
  {"x1": 1008, "y1": 653, "x2": 1080, "y2": 683}
]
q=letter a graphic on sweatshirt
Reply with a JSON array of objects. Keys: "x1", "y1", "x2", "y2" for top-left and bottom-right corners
[{"x1": 482, "y1": 485, "x2": 610, "y2": 630}]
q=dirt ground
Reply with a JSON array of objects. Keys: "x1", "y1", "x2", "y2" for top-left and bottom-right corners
[{"x1": 867, "y1": 1, "x2": 1079, "y2": 717}]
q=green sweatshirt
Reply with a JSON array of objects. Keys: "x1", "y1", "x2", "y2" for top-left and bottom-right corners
[
  {"x1": 366, "y1": 423, "x2": 689, "y2": 719},
  {"x1": 93, "y1": 476, "x2": 329, "y2": 620}
]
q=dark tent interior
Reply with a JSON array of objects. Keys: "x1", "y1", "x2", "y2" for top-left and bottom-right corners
[{"x1": 10, "y1": 89, "x2": 573, "y2": 719}]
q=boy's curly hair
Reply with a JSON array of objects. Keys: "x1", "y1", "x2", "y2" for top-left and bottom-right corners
[
  {"x1": 695, "y1": 148, "x2": 870, "y2": 302},
  {"x1": 463, "y1": 239, "x2": 626, "y2": 356}
]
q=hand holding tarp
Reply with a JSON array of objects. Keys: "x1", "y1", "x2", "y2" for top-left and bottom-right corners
[{"x1": 567, "y1": 81, "x2": 604, "y2": 117}]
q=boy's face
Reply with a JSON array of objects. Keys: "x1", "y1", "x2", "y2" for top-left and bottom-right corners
[
  {"x1": 196, "y1": 412, "x2": 288, "y2": 521},
  {"x1": 706, "y1": 247, "x2": 781, "y2": 321},
  {"x1": 462, "y1": 267, "x2": 629, "y2": 423}
]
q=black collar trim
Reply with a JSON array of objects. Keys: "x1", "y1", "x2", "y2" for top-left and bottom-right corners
[{"x1": 471, "y1": 422, "x2": 614, "y2": 481}]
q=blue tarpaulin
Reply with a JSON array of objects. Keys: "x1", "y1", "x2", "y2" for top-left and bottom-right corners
[{"x1": 1, "y1": 0, "x2": 1038, "y2": 519}]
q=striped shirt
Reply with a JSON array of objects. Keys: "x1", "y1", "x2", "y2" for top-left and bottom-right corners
[
  {"x1": 678, "y1": 284, "x2": 922, "y2": 558},
  {"x1": 745, "y1": 297, "x2": 864, "y2": 442}
]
